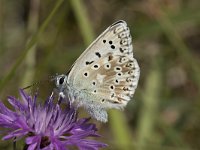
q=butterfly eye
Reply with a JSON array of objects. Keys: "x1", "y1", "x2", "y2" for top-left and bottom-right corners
[{"x1": 59, "y1": 77, "x2": 65, "y2": 85}]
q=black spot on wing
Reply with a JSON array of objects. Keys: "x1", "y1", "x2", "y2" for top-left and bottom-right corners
[
  {"x1": 84, "y1": 72, "x2": 88, "y2": 76},
  {"x1": 95, "y1": 52, "x2": 101, "y2": 58},
  {"x1": 108, "y1": 55, "x2": 113, "y2": 61},
  {"x1": 86, "y1": 61, "x2": 94, "y2": 65},
  {"x1": 111, "y1": 45, "x2": 115, "y2": 49}
]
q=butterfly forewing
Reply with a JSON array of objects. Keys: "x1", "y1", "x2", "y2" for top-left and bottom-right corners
[
  {"x1": 65, "y1": 20, "x2": 140, "y2": 122},
  {"x1": 68, "y1": 21, "x2": 135, "y2": 83}
]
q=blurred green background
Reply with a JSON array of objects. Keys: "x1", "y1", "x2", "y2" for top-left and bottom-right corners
[{"x1": 0, "y1": 0, "x2": 200, "y2": 149}]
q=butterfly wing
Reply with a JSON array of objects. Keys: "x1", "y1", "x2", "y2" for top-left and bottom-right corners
[{"x1": 67, "y1": 20, "x2": 140, "y2": 122}]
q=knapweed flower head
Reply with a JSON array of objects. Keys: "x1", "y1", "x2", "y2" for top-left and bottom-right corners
[{"x1": 0, "y1": 89, "x2": 107, "y2": 150}]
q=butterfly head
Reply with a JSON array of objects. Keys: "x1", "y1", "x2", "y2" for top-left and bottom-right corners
[{"x1": 55, "y1": 74, "x2": 68, "y2": 95}]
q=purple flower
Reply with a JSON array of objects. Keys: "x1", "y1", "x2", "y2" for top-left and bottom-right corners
[{"x1": 0, "y1": 89, "x2": 107, "y2": 150}]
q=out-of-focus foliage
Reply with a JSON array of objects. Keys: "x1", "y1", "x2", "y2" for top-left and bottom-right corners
[{"x1": 0, "y1": 0, "x2": 200, "y2": 149}]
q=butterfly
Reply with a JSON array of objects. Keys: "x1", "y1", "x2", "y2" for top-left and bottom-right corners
[{"x1": 54, "y1": 20, "x2": 140, "y2": 122}]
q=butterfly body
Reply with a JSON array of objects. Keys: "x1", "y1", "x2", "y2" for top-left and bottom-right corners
[{"x1": 55, "y1": 20, "x2": 140, "y2": 122}]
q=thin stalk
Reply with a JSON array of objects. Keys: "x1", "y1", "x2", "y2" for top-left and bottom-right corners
[
  {"x1": 13, "y1": 137, "x2": 16, "y2": 150},
  {"x1": 20, "y1": 0, "x2": 40, "y2": 88},
  {"x1": 135, "y1": 7, "x2": 200, "y2": 38},
  {"x1": 69, "y1": 0, "x2": 95, "y2": 44},
  {"x1": 0, "y1": 0, "x2": 64, "y2": 93},
  {"x1": 109, "y1": 110, "x2": 133, "y2": 150},
  {"x1": 137, "y1": 59, "x2": 161, "y2": 150},
  {"x1": 152, "y1": 1, "x2": 200, "y2": 89}
]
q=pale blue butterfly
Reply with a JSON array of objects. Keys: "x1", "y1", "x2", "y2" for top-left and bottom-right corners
[{"x1": 55, "y1": 20, "x2": 140, "y2": 122}]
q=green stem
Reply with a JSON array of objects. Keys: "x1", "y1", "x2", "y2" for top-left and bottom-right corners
[
  {"x1": 20, "y1": 0, "x2": 40, "y2": 87},
  {"x1": 137, "y1": 59, "x2": 161, "y2": 150},
  {"x1": 109, "y1": 110, "x2": 133, "y2": 150},
  {"x1": 0, "y1": 0, "x2": 64, "y2": 93},
  {"x1": 155, "y1": 5, "x2": 200, "y2": 90},
  {"x1": 70, "y1": 0, "x2": 95, "y2": 45}
]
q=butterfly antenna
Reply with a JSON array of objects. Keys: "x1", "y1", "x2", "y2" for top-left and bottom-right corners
[
  {"x1": 23, "y1": 80, "x2": 43, "y2": 90},
  {"x1": 48, "y1": 75, "x2": 57, "y2": 81},
  {"x1": 22, "y1": 75, "x2": 56, "y2": 90}
]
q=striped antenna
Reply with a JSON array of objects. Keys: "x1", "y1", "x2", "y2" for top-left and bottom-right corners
[{"x1": 23, "y1": 75, "x2": 56, "y2": 90}]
